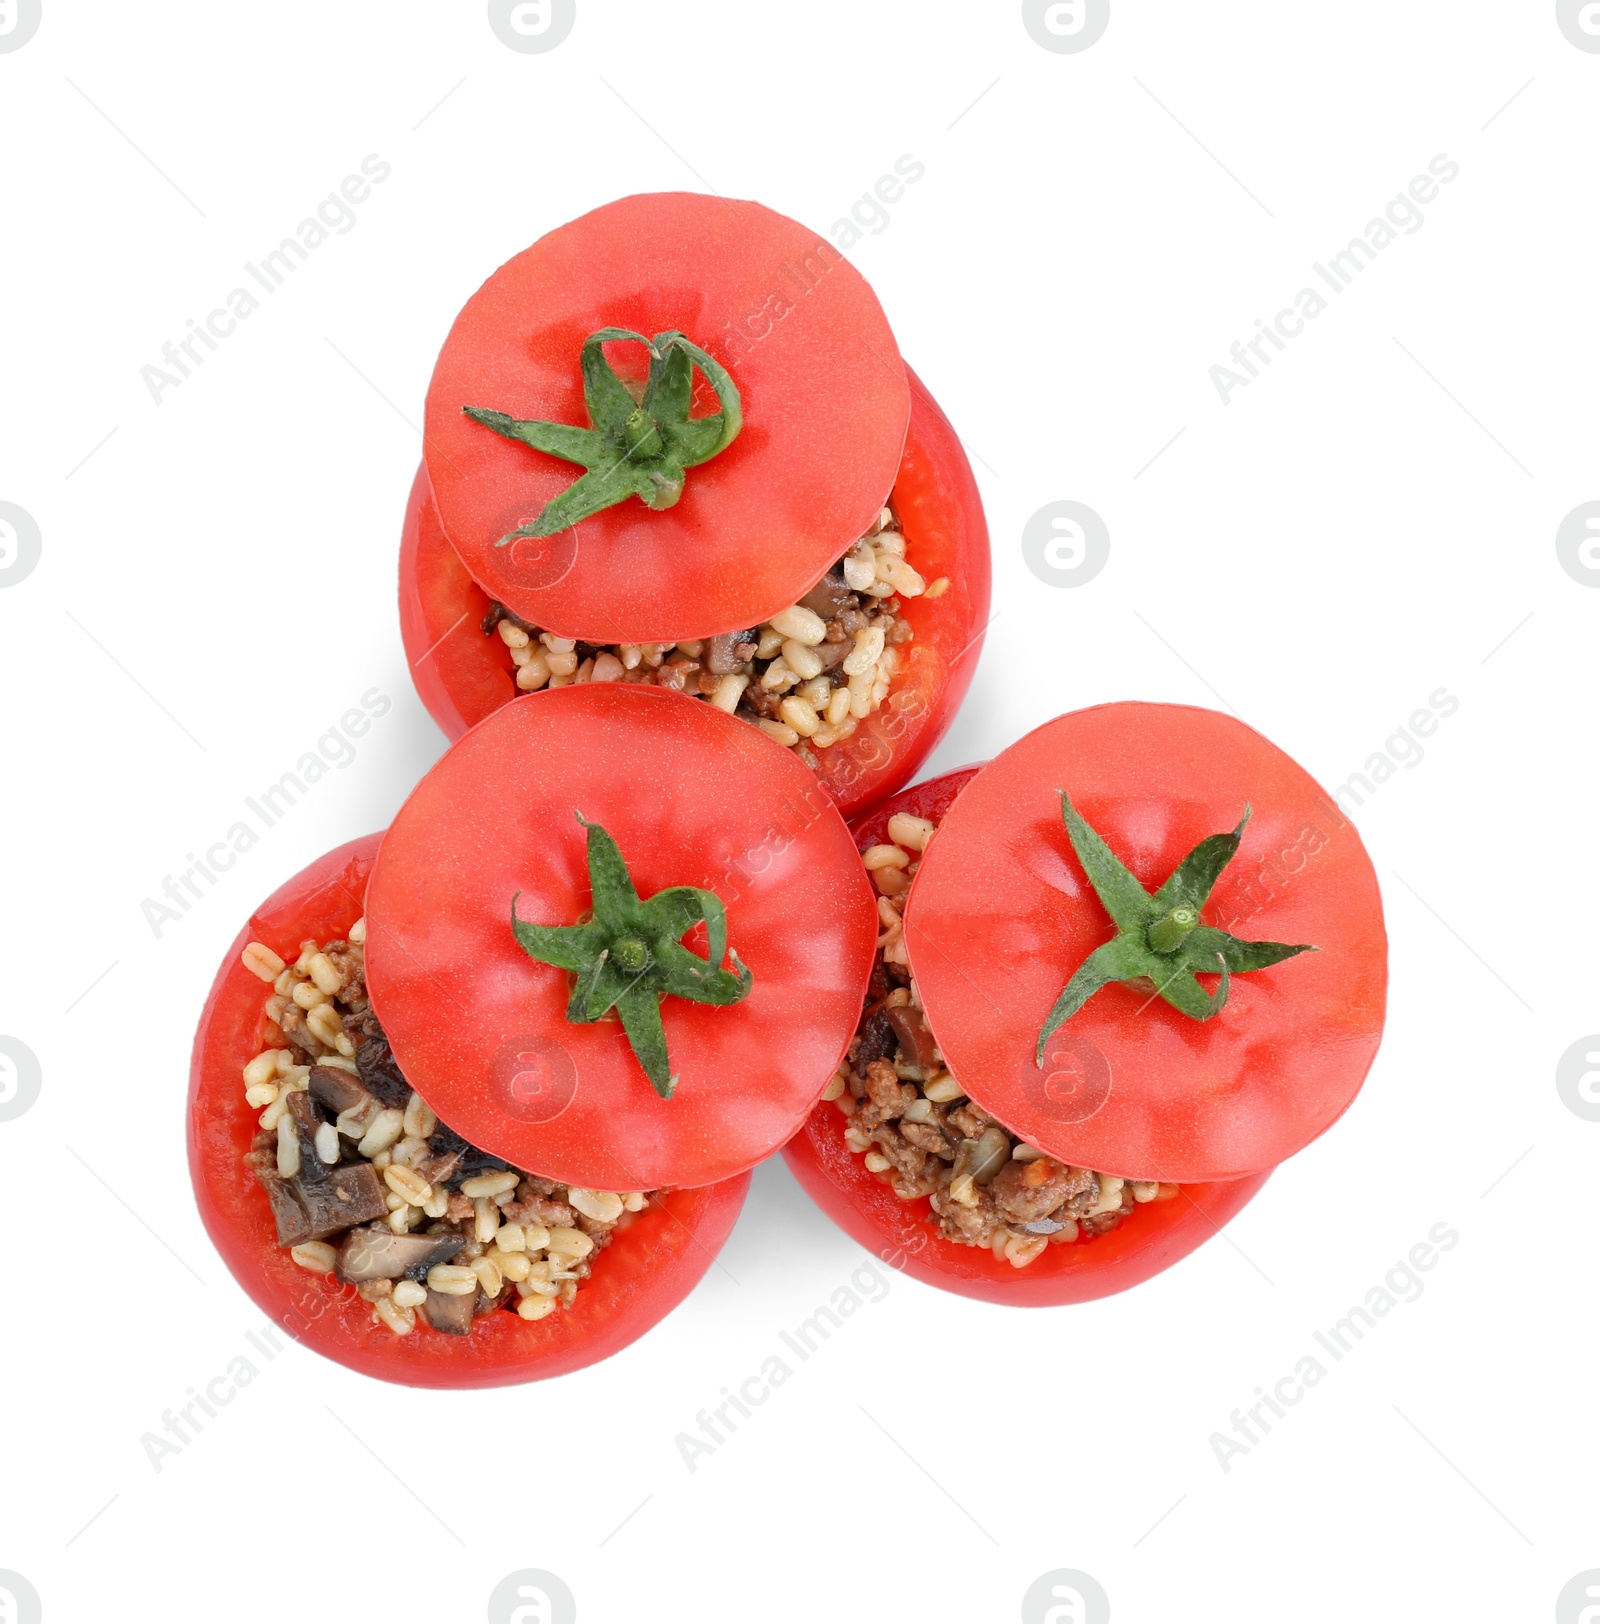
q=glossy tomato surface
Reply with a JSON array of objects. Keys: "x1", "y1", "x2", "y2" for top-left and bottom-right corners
[
  {"x1": 906, "y1": 705, "x2": 1388, "y2": 1184},
  {"x1": 398, "y1": 367, "x2": 990, "y2": 822},
  {"x1": 364, "y1": 684, "x2": 879, "y2": 1193},
  {"x1": 424, "y1": 193, "x2": 911, "y2": 643},
  {"x1": 189, "y1": 834, "x2": 750, "y2": 1388},
  {"x1": 783, "y1": 771, "x2": 1269, "y2": 1306}
]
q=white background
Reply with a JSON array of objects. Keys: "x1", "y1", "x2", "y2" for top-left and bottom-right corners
[{"x1": 1, "y1": 3, "x2": 1594, "y2": 1620}]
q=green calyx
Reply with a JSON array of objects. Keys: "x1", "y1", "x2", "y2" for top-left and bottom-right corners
[
  {"x1": 1036, "y1": 794, "x2": 1316, "y2": 1064},
  {"x1": 511, "y1": 814, "x2": 752, "y2": 1100},
  {"x1": 464, "y1": 327, "x2": 743, "y2": 543}
]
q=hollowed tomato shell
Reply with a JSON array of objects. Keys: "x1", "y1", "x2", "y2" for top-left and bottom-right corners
[
  {"x1": 423, "y1": 192, "x2": 911, "y2": 644},
  {"x1": 782, "y1": 772, "x2": 1269, "y2": 1306},
  {"x1": 905, "y1": 705, "x2": 1388, "y2": 1184},
  {"x1": 362, "y1": 684, "x2": 880, "y2": 1193},
  {"x1": 188, "y1": 834, "x2": 749, "y2": 1388},
  {"x1": 399, "y1": 365, "x2": 990, "y2": 824}
]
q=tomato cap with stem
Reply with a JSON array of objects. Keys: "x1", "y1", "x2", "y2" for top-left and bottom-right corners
[
  {"x1": 363, "y1": 682, "x2": 879, "y2": 1192},
  {"x1": 903, "y1": 703, "x2": 1387, "y2": 1183}
]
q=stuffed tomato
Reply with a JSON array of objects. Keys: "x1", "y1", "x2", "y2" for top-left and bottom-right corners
[
  {"x1": 399, "y1": 192, "x2": 990, "y2": 822},
  {"x1": 784, "y1": 704, "x2": 1387, "y2": 1305},
  {"x1": 190, "y1": 685, "x2": 880, "y2": 1384},
  {"x1": 190, "y1": 836, "x2": 749, "y2": 1387}
]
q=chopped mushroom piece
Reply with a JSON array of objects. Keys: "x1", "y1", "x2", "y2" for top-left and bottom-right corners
[
  {"x1": 352, "y1": 1014, "x2": 411, "y2": 1107},
  {"x1": 422, "y1": 1289, "x2": 477, "y2": 1336},
  {"x1": 799, "y1": 564, "x2": 855, "y2": 619},
  {"x1": 262, "y1": 1162, "x2": 388, "y2": 1246},
  {"x1": 336, "y1": 1227, "x2": 464, "y2": 1284},
  {"x1": 705, "y1": 630, "x2": 759, "y2": 674},
  {"x1": 424, "y1": 1123, "x2": 510, "y2": 1188},
  {"x1": 309, "y1": 1063, "x2": 369, "y2": 1117},
  {"x1": 296, "y1": 1163, "x2": 389, "y2": 1240},
  {"x1": 286, "y1": 1091, "x2": 332, "y2": 1182},
  {"x1": 885, "y1": 1004, "x2": 941, "y2": 1072}
]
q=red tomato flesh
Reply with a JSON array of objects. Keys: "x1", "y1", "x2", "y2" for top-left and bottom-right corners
[
  {"x1": 188, "y1": 835, "x2": 750, "y2": 1387},
  {"x1": 905, "y1": 704, "x2": 1388, "y2": 1183},
  {"x1": 399, "y1": 367, "x2": 991, "y2": 823},
  {"x1": 364, "y1": 684, "x2": 880, "y2": 1191},
  {"x1": 423, "y1": 193, "x2": 912, "y2": 644},
  {"x1": 782, "y1": 770, "x2": 1269, "y2": 1306}
]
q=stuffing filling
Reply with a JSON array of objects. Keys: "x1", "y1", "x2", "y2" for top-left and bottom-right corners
[
  {"x1": 483, "y1": 504, "x2": 949, "y2": 766},
  {"x1": 236, "y1": 925, "x2": 654, "y2": 1338},
  {"x1": 830, "y1": 812, "x2": 1180, "y2": 1269}
]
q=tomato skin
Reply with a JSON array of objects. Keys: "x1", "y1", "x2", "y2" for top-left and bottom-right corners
[
  {"x1": 188, "y1": 834, "x2": 749, "y2": 1388},
  {"x1": 398, "y1": 462, "x2": 514, "y2": 744},
  {"x1": 906, "y1": 705, "x2": 1389, "y2": 1183},
  {"x1": 782, "y1": 771, "x2": 1268, "y2": 1307},
  {"x1": 397, "y1": 368, "x2": 990, "y2": 824},
  {"x1": 424, "y1": 193, "x2": 911, "y2": 644}
]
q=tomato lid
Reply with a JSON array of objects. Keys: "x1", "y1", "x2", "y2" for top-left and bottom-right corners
[
  {"x1": 904, "y1": 703, "x2": 1387, "y2": 1182},
  {"x1": 363, "y1": 683, "x2": 878, "y2": 1190},
  {"x1": 423, "y1": 193, "x2": 912, "y2": 644}
]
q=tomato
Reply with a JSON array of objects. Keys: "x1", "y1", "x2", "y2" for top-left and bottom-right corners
[
  {"x1": 423, "y1": 192, "x2": 911, "y2": 644},
  {"x1": 398, "y1": 367, "x2": 990, "y2": 822},
  {"x1": 906, "y1": 704, "x2": 1388, "y2": 1183},
  {"x1": 782, "y1": 770, "x2": 1269, "y2": 1306},
  {"x1": 363, "y1": 683, "x2": 879, "y2": 1192},
  {"x1": 188, "y1": 834, "x2": 750, "y2": 1388}
]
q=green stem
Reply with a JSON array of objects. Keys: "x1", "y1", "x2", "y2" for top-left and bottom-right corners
[
  {"x1": 464, "y1": 328, "x2": 743, "y2": 543},
  {"x1": 512, "y1": 815, "x2": 752, "y2": 1100},
  {"x1": 1036, "y1": 792, "x2": 1317, "y2": 1062}
]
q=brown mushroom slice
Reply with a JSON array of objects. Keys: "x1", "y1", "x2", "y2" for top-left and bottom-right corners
[
  {"x1": 422, "y1": 1289, "x2": 477, "y2": 1335},
  {"x1": 705, "y1": 631, "x2": 758, "y2": 674},
  {"x1": 814, "y1": 637, "x2": 851, "y2": 672},
  {"x1": 337, "y1": 1227, "x2": 464, "y2": 1284},
  {"x1": 260, "y1": 1174, "x2": 314, "y2": 1247},
  {"x1": 353, "y1": 1014, "x2": 412, "y2": 1107},
  {"x1": 885, "y1": 1004, "x2": 941, "y2": 1072},
  {"x1": 285, "y1": 1090, "x2": 334, "y2": 1181},
  {"x1": 295, "y1": 1163, "x2": 388, "y2": 1239},
  {"x1": 799, "y1": 565, "x2": 854, "y2": 619},
  {"x1": 257, "y1": 1161, "x2": 388, "y2": 1245},
  {"x1": 308, "y1": 1064, "x2": 369, "y2": 1117},
  {"x1": 953, "y1": 1127, "x2": 1012, "y2": 1189}
]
